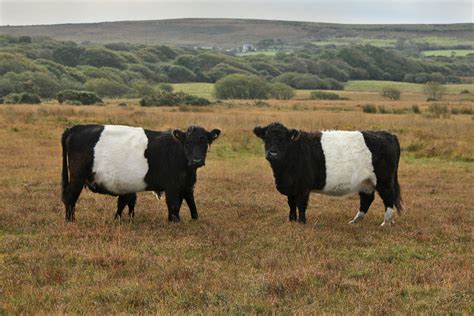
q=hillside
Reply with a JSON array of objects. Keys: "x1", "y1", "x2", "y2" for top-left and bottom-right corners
[{"x1": 0, "y1": 18, "x2": 472, "y2": 48}]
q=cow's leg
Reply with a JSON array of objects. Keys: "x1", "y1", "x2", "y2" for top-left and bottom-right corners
[
  {"x1": 183, "y1": 188, "x2": 198, "y2": 220},
  {"x1": 127, "y1": 193, "x2": 137, "y2": 218},
  {"x1": 115, "y1": 195, "x2": 128, "y2": 219},
  {"x1": 377, "y1": 183, "x2": 396, "y2": 226},
  {"x1": 296, "y1": 192, "x2": 310, "y2": 224},
  {"x1": 62, "y1": 176, "x2": 85, "y2": 222},
  {"x1": 287, "y1": 195, "x2": 297, "y2": 221},
  {"x1": 349, "y1": 192, "x2": 375, "y2": 224},
  {"x1": 165, "y1": 191, "x2": 181, "y2": 222}
]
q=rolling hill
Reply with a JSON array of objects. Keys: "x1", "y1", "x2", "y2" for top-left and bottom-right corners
[{"x1": 0, "y1": 18, "x2": 472, "y2": 48}]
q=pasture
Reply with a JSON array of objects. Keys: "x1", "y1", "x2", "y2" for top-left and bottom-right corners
[
  {"x1": 0, "y1": 99, "x2": 473, "y2": 313},
  {"x1": 422, "y1": 50, "x2": 474, "y2": 57},
  {"x1": 172, "y1": 81, "x2": 474, "y2": 101}
]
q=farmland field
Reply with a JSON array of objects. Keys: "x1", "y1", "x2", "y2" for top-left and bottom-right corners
[
  {"x1": 236, "y1": 50, "x2": 279, "y2": 56},
  {"x1": 0, "y1": 99, "x2": 473, "y2": 313},
  {"x1": 172, "y1": 81, "x2": 474, "y2": 101},
  {"x1": 422, "y1": 49, "x2": 474, "y2": 57}
]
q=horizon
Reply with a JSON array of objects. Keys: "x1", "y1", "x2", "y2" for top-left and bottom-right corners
[
  {"x1": 1, "y1": 17, "x2": 473, "y2": 28},
  {"x1": 1, "y1": 0, "x2": 473, "y2": 26}
]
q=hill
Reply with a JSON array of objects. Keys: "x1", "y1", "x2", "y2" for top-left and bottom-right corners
[{"x1": 0, "y1": 18, "x2": 473, "y2": 48}]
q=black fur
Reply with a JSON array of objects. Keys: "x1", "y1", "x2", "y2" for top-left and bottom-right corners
[
  {"x1": 61, "y1": 124, "x2": 220, "y2": 222},
  {"x1": 254, "y1": 122, "x2": 403, "y2": 224}
]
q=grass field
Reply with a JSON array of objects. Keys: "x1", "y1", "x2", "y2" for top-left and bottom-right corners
[
  {"x1": 236, "y1": 51, "x2": 279, "y2": 56},
  {"x1": 0, "y1": 100, "x2": 473, "y2": 313},
  {"x1": 172, "y1": 81, "x2": 474, "y2": 101},
  {"x1": 422, "y1": 50, "x2": 474, "y2": 57}
]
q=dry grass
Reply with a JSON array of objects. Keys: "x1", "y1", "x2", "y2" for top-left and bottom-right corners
[{"x1": 0, "y1": 100, "x2": 473, "y2": 313}]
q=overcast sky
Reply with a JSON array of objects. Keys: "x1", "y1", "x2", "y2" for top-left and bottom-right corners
[{"x1": 0, "y1": 0, "x2": 473, "y2": 26}]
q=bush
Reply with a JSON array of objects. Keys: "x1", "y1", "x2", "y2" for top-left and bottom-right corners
[
  {"x1": 78, "y1": 48, "x2": 125, "y2": 69},
  {"x1": 274, "y1": 72, "x2": 344, "y2": 90},
  {"x1": 269, "y1": 83, "x2": 295, "y2": 100},
  {"x1": 411, "y1": 105, "x2": 421, "y2": 114},
  {"x1": 424, "y1": 82, "x2": 447, "y2": 101},
  {"x1": 310, "y1": 91, "x2": 343, "y2": 100},
  {"x1": 381, "y1": 86, "x2": 401, "y2": 100},
  {"x1": 157, "y1": 83, "x2": 174, "y2": 92},
  {"x1": 131, "y1": 81, "x2": 156, "y2": 97},
  {"x1": 4, "y1": 92, "x2": 41, "y2": 104},
  {"x1": 83, "y1": 78, "x2": 131, "y2": 97},
  {"x1": 166, "y1": 65, "x2": 196, "y2": 83},
  {"x1": 428, "y1": 103, "x2": 449, "y2": 118},
  {"x1": 215, "y1": 74, "x2": 269, "y2": 99},
  {"x1": 362, "y1": 104, "x2": 377, "y2": 113},
  {"x1": 460, "y1": 89, "x2": 471, "y2": 94},
  {"x1": 57, "y1": 90, "x2": 103, "y2": 105},
  {"x1": 140, "y1": 91, "x2": 210, "y2": 107}
]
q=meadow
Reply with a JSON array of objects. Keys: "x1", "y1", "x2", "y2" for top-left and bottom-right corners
[
  {"x1": 172, "y1": 81, "x2": 474, "y2": 101},
  {"x1": 0, "y1": 98, "x2": 473, "y2": 313},
  {"x1": 422, "y1": 50, "x2": 474, "y2": 57}
]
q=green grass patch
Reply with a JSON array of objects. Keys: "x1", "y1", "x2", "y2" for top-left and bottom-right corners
[
  {"x1": 422, "y1": 50, "x2": 474, "y2": 57},
  {"x1": 236, "y1": 50, "x2": 279, "y2": 56},
  {"x1": 170, "y1": 83, "x2": 214, "y2": 99},
  {"x1": 346, "y1": 80, "x2": 474, "y2": 94}
]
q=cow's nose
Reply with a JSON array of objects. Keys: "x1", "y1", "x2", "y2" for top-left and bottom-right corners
[
  {"x1": 266, "y1": 151, "x2": 279, "y2": 159},
  {"x1": 193, "y1": 158, "x2": 203, "y2": 163}
]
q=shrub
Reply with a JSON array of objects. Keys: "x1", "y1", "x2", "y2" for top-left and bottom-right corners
[
  {"x1": 157, "y1": 83, "x2": 174, "y2": 92},
  {"x1": 78, "y1": 48, "x2": 125, "y2": 69},
  {"x1": 57, "y1": 90, "x2": 103, "y2": 105},
  {"x1": 269, "y1": 83, "x2": 295, "y2": 100},
  {"x1": 424, "y1": 82, "x2": 447, "y2": 101},
  {"x1": 4, "y1": 92, "x2": 41, "y2": 104},
  {"x1": 381, "y1": 86, "x2": 401, "y2": 100},
  {"x1": 214, "y1": 74, "x2": 269, "y2": 99},
  {"x1": 274, "y1": 72, "x2": 344, "y2": 90},
  {"x1": 362, "y1": 104, "x2": 377, "y2": 113},
  {"x1": 411, "y1": 105, "x2": 421, "y2": 114},
  {"x1": 310, "y1": 91, "x2": 342, "y2": 100},
  {"x1": 131, "y1": 80, "x2": 156, "y2": 97},
  {"x1": 377, "y1": 105, "x2": 389, "y2": 113},
  {"x1": 140, "y1": 91, "x2": 210, "y2": 107},
  {"x1": 460, "y1": 89, "x2": 470, "y2": 94},
  {"x1": 428, "y1": 103, "x2": 449, "y2": 117},
  {"x1": 166, "y1": 65, "x2": 196, "y2": 83},
  {"x1": 83, "y1": 78, "x2": 131, "y2": 97}
]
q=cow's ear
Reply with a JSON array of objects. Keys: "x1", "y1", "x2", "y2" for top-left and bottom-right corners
[
  {"x1": 289, "y1": 129, "x2": 301, "y2": 141},
  {"x1": 253, "y1": 126, "x2": 267, "y2": 139},
  {"x1": 172, "y1": 129, "x2": 186, "y2": 142},
  {"x1": 208, "y1": 129, "x2": 221, "y2": 144}
]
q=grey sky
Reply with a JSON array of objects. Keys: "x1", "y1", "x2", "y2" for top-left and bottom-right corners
[{"x1": 0, "y1": 0, "x2": 473, "y2": 26}]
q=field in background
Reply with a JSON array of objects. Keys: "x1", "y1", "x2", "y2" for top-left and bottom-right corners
[
  {"x1": 236, "y1": 50, "x2": 279, "y2": 56},
  {"x1": 172, "y1": 81, "x2": 474, "y2": 101},
  {"x1": 0, "y1": 100, "x2": 472, "y2": 313},
  {"x1": 422, "y1": 49, "x2": 474, "y2": 57}
]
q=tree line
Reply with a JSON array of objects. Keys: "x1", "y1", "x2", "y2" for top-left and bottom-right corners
[{"x1": 0, "y1": 35, "x2": 472, "y2": 101}]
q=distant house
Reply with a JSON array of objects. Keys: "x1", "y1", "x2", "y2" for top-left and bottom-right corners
[{"x1": 242, "y1": 44, "x2": 255, "y2": 52}]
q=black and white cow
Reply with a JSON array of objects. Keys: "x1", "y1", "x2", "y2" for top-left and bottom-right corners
[
  {"x1": 61, "y1": 124, "x2": 220, "y2": 222},
  {"x1": 253, "y1": 122, "x2": 404, "y2": 226}
]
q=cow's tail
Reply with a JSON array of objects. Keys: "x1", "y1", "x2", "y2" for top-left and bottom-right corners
[
  {"x1": 61, "y1": 128, "x2": 71, "y2": 199},
  {"x1": 393, "y1": 135, "x2": 404, "y2": 215}
]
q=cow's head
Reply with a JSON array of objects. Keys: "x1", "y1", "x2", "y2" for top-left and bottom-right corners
[
  {"x1": 253, "y1": 122, "x2": 300, "y2": 162},
  {"x1": 173, "y1": 126, "x2": 221, "y2": 168}
]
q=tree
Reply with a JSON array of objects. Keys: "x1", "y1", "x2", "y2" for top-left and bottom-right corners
[
  {"x1": 424, "y1": 82, "x2": 447, "y2": 101},
  {"x1": 52, "y1": 46, "x2": 84, "y2": 67},
  {"x1": 79, "y1": 48, "x2": 125, "y2": 69},
  {"x1": 269, "y1": 83, "x2": 295, "y2": 100},
  {"x1": 214, "y1": 74, "x2": 269, "y2": 99},
  {"x1": 83, "y1": 78, "x2": 131, "y2": 97}
]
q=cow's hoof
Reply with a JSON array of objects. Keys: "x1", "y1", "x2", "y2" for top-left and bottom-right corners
[
  {"x1": 169, "y1": 215, "x2": 181, "y2": 223},
  {"x1": 380, "y1": 220, "x2": 394, "y2": 227}
]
